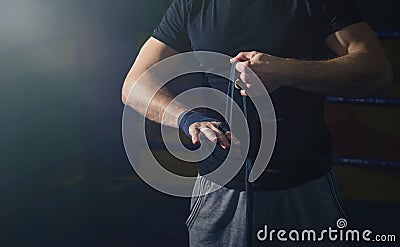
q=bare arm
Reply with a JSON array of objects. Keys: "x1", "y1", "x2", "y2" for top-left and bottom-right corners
[
  {"x1": 122, "y1": 37, "x2": 186, "y2": 128},
  {"x1": 290, "y1": 22, "x2": 393, "y2": 97},
  {"x1": 232, "y1": 22, "x2": 393, "y2": 98},
  {"x1": 122, "y1": 37, "x2": 231, "y2": 148}
]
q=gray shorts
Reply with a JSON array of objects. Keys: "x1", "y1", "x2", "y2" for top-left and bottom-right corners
[{"x1": 186, "y1": 169, "x2": 348, "y2": 247}]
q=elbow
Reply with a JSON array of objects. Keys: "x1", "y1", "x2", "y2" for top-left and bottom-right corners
[
  {"x1": 356, "y1": 56, "x2": 393, "y2": 98},
  {"x1": 344, "y1": 62, "x2": 393, "y2": 99},
  {"x1": 121, "y1": 79, "x2": 133, "y2": 105},
  {"x1": 121, "y1": 85, "x2": 128, "y2": 105}
]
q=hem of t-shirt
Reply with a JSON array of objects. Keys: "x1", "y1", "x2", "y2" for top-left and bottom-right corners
[
  {"x1": 198, "y1": 163, "x2": 333, "y2": 191},
  {"x1": 151, "y1": 32, "x2": 191, "y2": 53},
  {"x1": 198, "y1": 157, "x2": 333, "y2": 191},
  {"x1": 323, "y1": 18, "x2": 365, "y2": 39}
]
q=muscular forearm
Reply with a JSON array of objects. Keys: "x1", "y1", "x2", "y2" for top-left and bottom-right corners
[
  {"x1": 122, "y1": 72, "x2": 230, "y2": 148},
  {"x1": 233, "y1": 23, "x2": 393, "y2": 98},
  {"x1": 122, "y1": 74, "x2": 187, "y2": 128},
  {"x1": 122, "y1": 37, "x2": 229, "y2": 147},
  {"x1": 286, "y1": 51, "x2": 393, "y2": 97},
  {"x1": 121, "y1": 38, "x2": 190, "y2": 128}
]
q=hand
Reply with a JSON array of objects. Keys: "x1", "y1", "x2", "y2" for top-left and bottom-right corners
[
  {"x1": 189, "y1": 121, "x2": 242, "y2": 156},
  {"x1": 178, "y1": 111, "x2": 239, "y2": 151},
  {"x1": 188, "y1": 121, "x2": 231, "y2": 149},
  {"x1": 230, "y1": 51, "x2": 295, "y2": 96},
  {"x1": 178, "y1": 111, "x2": 243, "y2": 154}
]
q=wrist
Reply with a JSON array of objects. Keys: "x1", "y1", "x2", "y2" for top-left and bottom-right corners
[
  {"x1": 177, "y1": 110, "x2": 192, "y2": 130},
  {"x1": 178, "y1": 111, "x2": 206, "y2": 137},
  {"x1": 178, "y1": 111, "x2": 225, "y2": 138}
]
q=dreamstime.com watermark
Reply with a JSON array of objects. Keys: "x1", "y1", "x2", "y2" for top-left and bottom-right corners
[{"x1": 257, "y1": 218, "x2": 397, "y2": 243}]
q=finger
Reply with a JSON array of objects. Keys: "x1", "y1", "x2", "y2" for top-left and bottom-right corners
[
  {"x1": 230, "y1": 52, "x2": 252, "y2": 63},
  {"x1": 225, "y1": 131, "x2": 232, "y2": 141},
  {"x1": 228, "y1": 132, "x2": 241, "y2": 147},
  {"x1": 225, "y1": 132, "x2": 242, "y2": 156},
  {"x1": 208, "y1": 124, "x2": 230, "y2": 149},
  {"x1": 235, "y1": 79, "x2": 252, "y2": 93},
  {"x1": 199, "y1": 127, "x2": 218, "y2": 143},
  {"x1": 237, "y1": 63, "x2": 255, "y2": 89},
  {"x1": 239, "y1": 74, "x2": 254, "y2": 89},
  {"x1": 234, "y1": 81, "x2": 240, "y2": 89},
  {"x1": 191, "y1": 129, "x2": 201, "y2": 144},
  {"x1": 234, "y1": 79, "x2": 244, "y2": 90},
  {"x1": 240, "y1": 89, "x2": 248, "y2": 96},
  {"x1": 235, "y1": 61, "x2": 250, "y2": 74},
  {"x1": 189, "y1": 123, "x2": 201, "y2": 144}
]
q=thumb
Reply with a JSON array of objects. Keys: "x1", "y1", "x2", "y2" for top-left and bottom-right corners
[{"x1": 230, "y1": 52, "x2": 252, "y2": 63}]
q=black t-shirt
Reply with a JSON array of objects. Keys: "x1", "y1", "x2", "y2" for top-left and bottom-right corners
[{"x1": 152, "y1": 0, "x2": 363, "y2": 190}]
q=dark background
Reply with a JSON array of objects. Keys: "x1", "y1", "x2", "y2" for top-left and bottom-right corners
[{"x1": 1, "y1": 0, "x2": 399, "y2": 246}]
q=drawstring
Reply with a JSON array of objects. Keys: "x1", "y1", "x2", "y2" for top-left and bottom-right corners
[
  {"x1": 227, "y1": 62, "x2": 254, "y2": 247},
  {"x1": 225, "y1": 63, "x2": 236, "y2": 125}
]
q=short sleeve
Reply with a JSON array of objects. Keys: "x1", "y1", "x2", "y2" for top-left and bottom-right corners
[
  {"x1": 318, "y1": 0, "x2": 364, "y2": 38},
  {"x1": 152, "y1": 0, "x2": 192, "y2": 52}
]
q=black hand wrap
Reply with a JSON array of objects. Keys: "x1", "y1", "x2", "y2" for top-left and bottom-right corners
[{"x1": 178, "y1": 111, "x2": 229, "y2": 138}]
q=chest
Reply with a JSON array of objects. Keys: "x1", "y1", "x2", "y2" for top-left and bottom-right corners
[{"x1": 187, "y1": 0, "x2": 323, "y2": 58}]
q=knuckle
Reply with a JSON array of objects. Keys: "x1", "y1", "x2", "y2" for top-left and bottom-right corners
[
  {"x1": 205, "y1": 122, "x2": 215, "y2": 129},
  {"x1": 215, "y1": 130, "x2": 223, "y2": 135},
  {"x1": 199, "y1": 122, "x2": 209, "y2": 128},
  {"x1": 191, "y1": 122, "x2": 200, "y2": 127},
  {"x1": 189, "y1": 127, "x2": 198, "y2": 133}
]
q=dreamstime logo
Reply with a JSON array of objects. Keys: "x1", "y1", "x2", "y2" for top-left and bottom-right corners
[
  {"x1": 336, "y1": 218, "x2": 347, "y2": 229},
  {"x1": 257, "y1": 218, "x2": 397, "y2": 243},
  {"x1": 122, "y1": 51, "x2": 277, "y2": 197}
]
